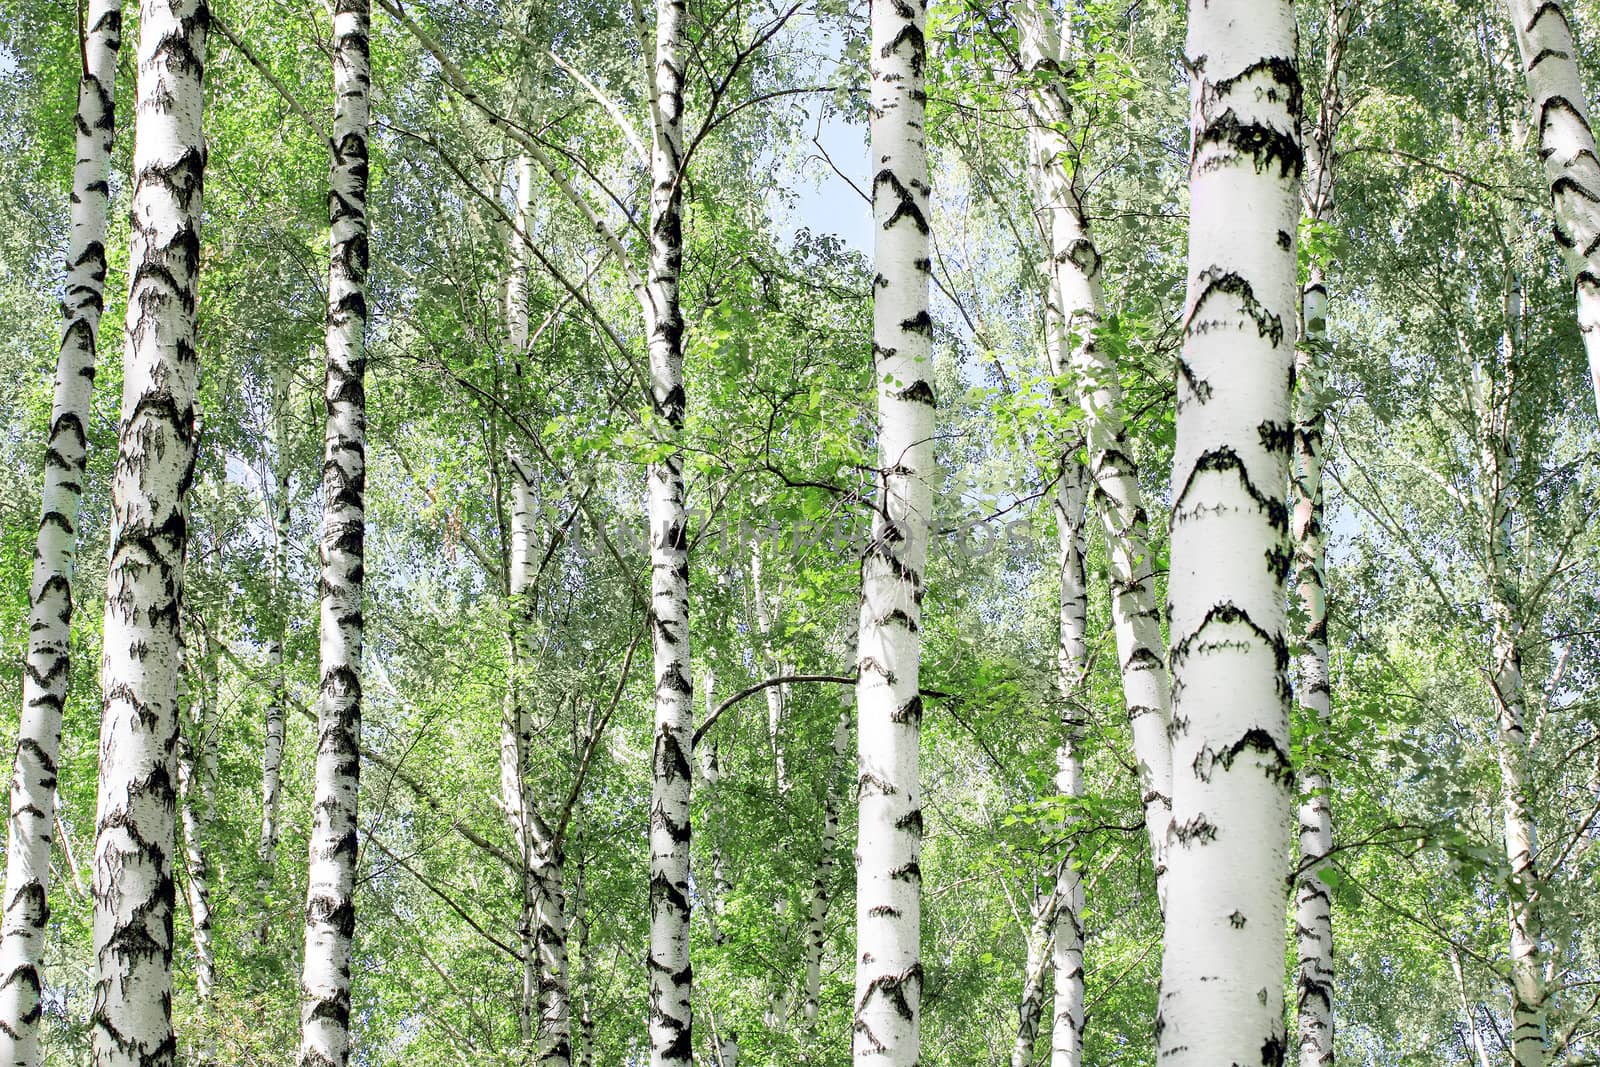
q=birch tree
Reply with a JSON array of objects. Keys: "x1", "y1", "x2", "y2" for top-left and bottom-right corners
[
  {"x1": 1502, "y1": 0, "x2": 1600, "y2": 414},
  {"x1": 1158, "y1": 0, "x2": 1300, "y2": 1061},
  {"x1": 1293, "y1": 5, "x2": 1353, "y2": 1063},
  {"x1": 1011, "y1": 0, "x2": 1174, "y2": 903},
  {"x1": 1478, "y1": 280, "x2": 1547, "y2": 1067},
  {"x1": 854, "y1": 0, "x2": 934, "y2": 1061},
  {"x1": 0, "y1": 1, "x2": 123, "y2": 1060},
  {"x1": 644, "y1": 0, "x2": 693, "y2": 1062},
  {"x1": 89, "y1": 0, "x2": 208, "y2": 1060},
  {"x1": 256, "y1": 357, "x2": 293, "y2": 943},
  {"x1": 298, "y1": 2, "x2": 370, "y2": 1063}
]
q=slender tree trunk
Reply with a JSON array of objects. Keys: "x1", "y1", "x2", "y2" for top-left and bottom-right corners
[
  {"x1": 1292, "y1": 272, "x2": 1335, "y2": 1067},
  {"x1": 1009, "y1": 891, "x2": 1057, "y2": 1067},
  {"x1": 1502, "y1": 0, "x2": 1600, "y2": 414},
  {"x1": 1047, "y1": 458, "x2": 1088, "y2": 1067},
  {"x1": 1011, "y1": 50, "x2": 1093, "y2": 1056},
  {"x1": 750, "y1": 550, "x2": 791, "y2": 795},
  {"x1": 502, "y1": 143, "x2": 575, "y2": 1067},
  {"x1": 1450, "y1": 947, "x2": 1495, "y2": 1067},
  {"x1": 177, "y1": 641, "x2": 216, "y2": 1006},
  {"x1": 1158, "y1": 1, "x2": 1300, "y2": 1062},
  {"x1": 802, "y1": 707, "x2": 849, "y2": 1027},
  {"x1": 89, "y1": 1, "x2": 208, "y2": 1062},
  {"x1": 1478, "y1": 282, "x2": 1547, "y2": 1067},
  {"x1": 1013, "y1": 0, "x2": 1173, "y2": 902},
  {"x1": 298, "y1": 4, "x2": 370, "y2": 1064},
  {"x1": 1292, "y1": 11, "x2": 1347, "y2": 1056},
  {"x1": 0, "y1": 2, "x2": 124, "y2": 1060},
  {"x1": 533, "y1": 846, "x2": 572, "y2": 1067},
  {"x1": 504, "y1": 149, "x2": 542, "y2": 1061},
  {"x1": 645, "y1": 0, "x2": 693, "y2": 1062},
  {"x1": 854, "y1": 0, "x2": 933, "y2": 1060},
  {"x1": 257, "y1": 358, "x2": 292, "y2": 946}
]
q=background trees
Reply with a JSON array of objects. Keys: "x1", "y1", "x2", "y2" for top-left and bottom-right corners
[{"x1": 1, "y1": 0, "x2": 1599, "y2": 1064}]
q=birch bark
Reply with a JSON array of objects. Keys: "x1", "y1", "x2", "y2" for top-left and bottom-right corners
[
  {"x1": 1158, "y1": 0, "x2": 1301, "y2": 1062},
  {"x1": 854, "y1": 0, "x2": 933, "y2": 1060},
  {"x1": 504, "y1": 148, "x2": 542, "y2": 1059},
  {"x1": 1502, "y1": 0, "x2": 1600, "y2": 413},
  {"x1": 1477, "y1": 283, "x2": 1547, "y2": 1067},
  {"x1": 645, "y1": 0, "x2": 693, "y2": 1063},
  {"x1": 298, "y1": 3, "x2": 370, "y2": 1063},
  {"x1": 802, "y1": 708, "x2": 850, "y2": 1027},
  {"x1": 1293, "y1": 11, "x2": 1350, "y2": 1059},
  {"x1": 89, "y1": 1, "x2": 208, "y2": 1061},
  {"x1": 257, "y1": 358, "x2": 293, "y2": 943},
  {"x1": 1012, "y1": 0, "x2": 1173, "y2": 902},
  {"x1": 0, "y1": 2, "x2": 123, "y2": 1060}
]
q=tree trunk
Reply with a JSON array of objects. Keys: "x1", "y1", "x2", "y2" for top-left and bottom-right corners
[
  {"x1": 1478, "y1": 281, "x2": 1547, "y2": 1067},
  {"x1": 750, "y1": 550, "x2": 791, "y2": 795},
  {"x1": 89, "y1": 1, "x2": 208, "y2": 1061},
  {"x1": 298, "y1": 4, "x2": 370, "y2": 1064},
  {"x1": 504, "y1": 148, "x2": 542, "y2": 1061},
  {"x1": 1292, "y1": 273, "x2": 1335, "y2": 1067},
  {"x1": 645, "y1": 0, "x2": 693, "y2": 1064},
  {"x1": 1047, "y1": 457, "x2": 1089, "y2": 1067},
  {"x1": 533, "y1": 846, "x2": 572, "y2": 1067},
  {"x1": 854, "y1": 0, "x2": 933, "y2": 1060},
  {"x1": 572, "y1": 855, "x2": 595, "y2": 1067},
  {"x1": 257, "y1": 356, "x2": 291, "y2": 946},
  {"x1": 0, "y1": 2, "x2": 124, "y2": 1061},
  {"x1": 802, "y1": 707, "x2": 849, "y2": 1027},
  {"x1": 1012, "y1": 0, "x2": 1173, "y2": 904},
  {"x1": 1158, "y1": 0, "x2": 1300, "y2": 1062},
  {"x1": 1502, "y1": 0, "x2": 1600, "y2": 414},
  {"x1": 1292, "y1": 7, "x2": 1348, "y2": 1062},
  {"x1": 1009, "y1": 892, "x2": 1057, "y2": 1067}
]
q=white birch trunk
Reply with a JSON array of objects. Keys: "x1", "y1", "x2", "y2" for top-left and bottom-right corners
[
  {"x1": 1502, "y1": 0, "x2": 1600, "y2": 414},
  {"x1": 750, "y1": 550, "x2": 791, "y2": 795},
  {"x1": 504, "y1": 148, "x2": 542, "y2": 1059},
  {"x1": 298, "y1": 4, "x2": 370, "y2": 1064},
  {"x1": 1009, "y1": 893, "x2": 1057, "y2": 1067},
  {"x1": 1292, "y1": 276, "x2": 1335, "y2": 1067},
  {"x1": 1047, "y1": 460, "x2": 1088, "y2": 1067},
  {"x1": 854, "y1": 0, "x2": 933, "y2": 1060},
  {"x1": 802, "y1": 708, "x2": 850, "y2": 1026},
  {"x1": 1013, "y1": 0, "x2": 1173, "y2": 902},
  {"x1": 0, "y1": 2, "x2": 124, "y2": 1061},
  {"x1": 646, "y1": 0, "x2": 693, "y2": 1063},
  {"x1": 533, "y1": 847, "x2": 572, "y2": 1067},
  {"x1": 1292, "y1": 10, "x2": 1348, "y2": 1059},
  {"x1": 1158, "y1": 1, "x2": 1300, "y2": 1062},
  {"x1": 1478, "y1": 285, "x2": 1547, "y2": 1067},
  {"x1": 1011, "y1": 42, "x2": 1093, "y2": 1055},
  {"x1": 257, "y1": 357, "x2": 291, "y2": 945},
  {"x1": 89, "y1": 1, "x2": 207, "y2": 1061}
]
